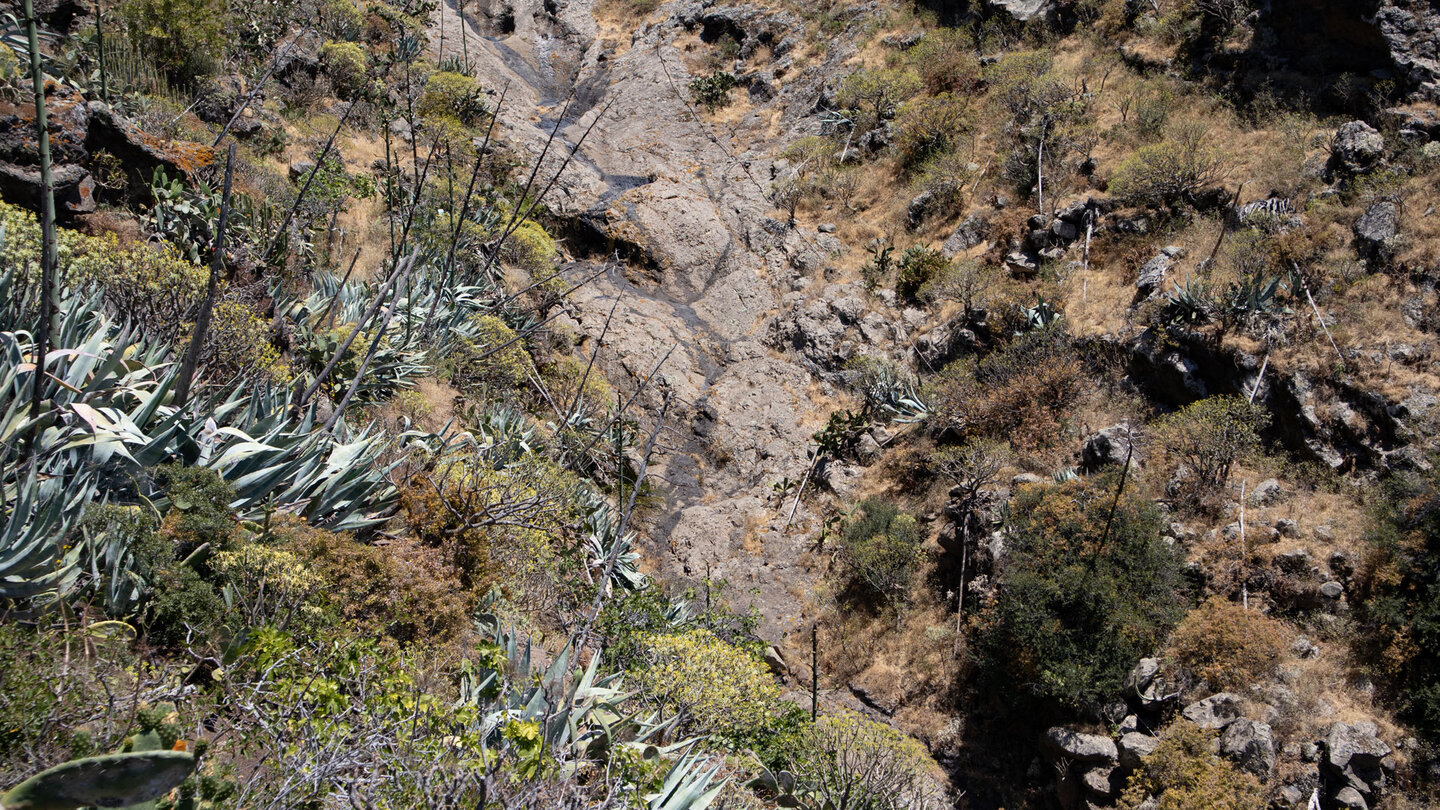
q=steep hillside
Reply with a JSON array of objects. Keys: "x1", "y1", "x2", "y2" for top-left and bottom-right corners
[{"x1": 0, "y1": 0, "x2": 1438, "y2": 807}]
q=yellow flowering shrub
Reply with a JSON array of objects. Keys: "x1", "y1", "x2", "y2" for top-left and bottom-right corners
[
  {"x1": 0, "y1": 201, "x2": 207, "y2": 342},
  {"x1": 417, "y1": 71, "x2": 485, "y2": 125},
  {"x1": 190, "y1": 300, "x2": 288, "y2": 385},
  {"x1": 499, "y1": 220, "x2": 557, "y2": 274},
  {"x1": 213, "y1": 539, "x2": 326, "y2": 629},
  {"x1": 633, "y1": 628, "x2": 782, "y2": 738},
  {"x1": 448, "y1": 314, "x2": 530, "y2": 396}
]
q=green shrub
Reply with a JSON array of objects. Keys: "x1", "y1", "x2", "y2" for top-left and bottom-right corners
[
  {"x1": 689, "y1": 71, "x2": 738, "y2": 112},
  {"x1": 322, "y1": 0, "x2": 364, "y2": 39},
  {"x1": 156, "y1": 464, "x2": 237, "y2": 552},
  {"x1": 418, "y1": 71, "x2": 487, "y2": 125},
  {"x1": 839, "y1": 498, "x2": 924, "y2": 605},
  {"x1": 1109, "y1": 132, "x2": 1229, "y2": 209},
  {"x1": 144, "y1": 565, "x2": 225, "y2": 648},
  {"x1": 895, "y1": 245, "x2": 950, "y2": 302},
  {"x1": 633, "y1": 628, "x2": 782, "y2": 740},
  {"x1": 321, "y1": 40, "x2": 368, "y2": 98},
  {"x1": 120, "y1": 0, "x2": 226, "y2": 84},
  {"x1": 908, "y1": 29, "x2": 982, "y2": 95},
  {"x1": 1357, "y1": 463, "x2": 1440, "y2": 741},
  {"x1": 894, "y1": 93, "x2": 971, "y2": 169},
  {"x1": 974, "y1": 477, "x2": 1185, "y2": 715},
  {"x1": 498, "y1": 219, "x2": 557, "y2": 273},
  {"x1": 447, "y1": 315, "x2": 530, "y2": 396},
  {"x1": 1154, "y1": 396, "x2": 1267, "y2": 511},
  {"x1": 1119, "y1": 721, "x2": 1265, "y2": 810}
]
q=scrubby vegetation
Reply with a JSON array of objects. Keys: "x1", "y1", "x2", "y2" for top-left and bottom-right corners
[{"x1": 5, "y1": 0, "x2": 1440, "y2": 806}]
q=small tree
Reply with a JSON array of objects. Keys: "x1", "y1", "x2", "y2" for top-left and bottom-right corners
[
  {"x1": 836, "y1": 68, "x2": 922, "y2": 132},
  {"x1": 1109, "y1": 130, "x2": 1229, "y2": 209},
  {"x1": 1155, "y1": 396, "x2": 1267, "y2": 510},
  {"x1": 840, "y1": 498, "x2": 924, "y2": 605}
]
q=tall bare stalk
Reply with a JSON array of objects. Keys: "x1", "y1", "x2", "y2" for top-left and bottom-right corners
[
  {"x1": 174, "y1": 142, "x2": 237, "y2": 408},
  {"x1": 23, "y1": 0, "x2": 57, "y2": 450}
]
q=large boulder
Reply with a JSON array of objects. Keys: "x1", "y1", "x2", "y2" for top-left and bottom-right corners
[
  {"x1": 942, "y1": 214, "x2": 990, "y2": 257},
  {"x1": 1353, "y1": 201, "x2": 1399, "y2": 261},
  {"x1": 1043, "y1": 727, "x2": 1119, "y2": 764},
  {"x1": 86, "y1": 103, "x2": 217, "y2": 183},
  {"x1": 1080, "y1": 424, "x2": 1138, "y2": 473},
  {"x1": 986, "y1": 0, "x2": 1053, "y2": 22},
  {"x1": 1331, "y1": 121, "x2": 1386, "y2": 175},
  {"x1": 1181, "y1": 692, "x2": 1244, "y2": 730},
  {"x1": 0, "y1": 161, "x2": 95, "y2": 217},
  {"x1": 1133, "y1": 246, "x2": 1183, "y2": 303},
  {"x1": 1219, "y1": 718, "x2": 1276, "y2": 779},
  {"x1": 1321, "y1": 722, "x2": 1393, "y2": 805},
  {"x1": 1118, "y1": 732, "x2": 1161, "y2": 770}
]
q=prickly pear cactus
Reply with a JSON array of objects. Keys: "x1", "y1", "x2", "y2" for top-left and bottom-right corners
[{"x1": 0, "y1": 750, "x2": 196, "y2": 810}]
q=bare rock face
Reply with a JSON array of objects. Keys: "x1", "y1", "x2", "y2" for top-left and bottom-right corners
[{"x1": 1373, "y1": 0, "x2": 1440, "y2": 102}]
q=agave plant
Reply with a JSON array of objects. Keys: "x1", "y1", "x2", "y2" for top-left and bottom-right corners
[{"x1": 458, "y1": 618, "x2": 725, "y2": 810}]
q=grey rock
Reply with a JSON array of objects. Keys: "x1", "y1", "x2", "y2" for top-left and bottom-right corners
[
  {"x1": 941, "y1": 214, "x2": 990, "y2": 256},
  {"x1": 388, "y1": 117, "x2": 413, "y2": 142},
  {"x1": 1181, "y1": 692, "x2": 1243, "y2": 729},
  {"x1": 818, "y1": 222, "x2": 837, "y2": 234},
  {"x1": 1354, "y1": 201, "x2": 1399, "y2": 259},
  {"x1": 1080, "y1": 424, "x2": 1136, "y2": 473},
  {"x1": 907, "y1": 190, "x2": 936, "y2": 227},
  {"x1": 1005, "y1": 250, "x2": 1038, "y2": 277},
  {"x1": 856, "y1": 432, "x2": 882, "y2": 466},
  {"x1": 1275, "y1": 519, "x2": 1300, "y2": 538},
  {"x1": 0, "y1": 161, "x2": 95, "y2": 217},
  {"x1": 1082, "y1": 765, "x2": 1116, "y2": 797},
  {"x1": 1051, "y1": 218, "x2": 1079, "y2": 241},
  {"x1": 1119, "y1": 732, "x2": 1160, "y2": 770},
  {"x1": 1012, "y1": 472, "x2": 1045, "y2": 486},
  {"x1": 1324, "y1": 722, "x2": 1392, "y2": 796},
  {"x1": 1134, "y1": 249, "x2": 1178, "y2": 301},
  {"x1": 1219, "y1": 718, "x2": 1276, "y2": 779},
  {"x1": 1332, "y1": 121, "x2": 1386, "y2": 174},
  {"x1": 1292, "y1": 636, "x2": 1318, "y2": 658},
  {"x1": 986, "y1": 0, "x2": 1053, "y2": 22},
  {"x1": 763, "y1": 645, "x2": 787, "y2": 675},
  {"x1": 1043, "y1": 727, "x2": 1119, "y2": 763},
  {"x1": 1321, "y1": 581, "x2": 1344, "y2": 599},
  {"x1": 1334, "y1": 786, "x2": 1368, "y2": 810},
  {"x1": 288, "y1": 160, "x2": 317, "y2": 182},
  {"x1": 1274, "y1": 548, "x2": 1313, "y2": 574},
  {"x1": 1251, "y1": 478, "x2": 1284, "y2": 505},
  {"x1": 912, "y1": 322, "x2": 978, "y2": 371}
]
